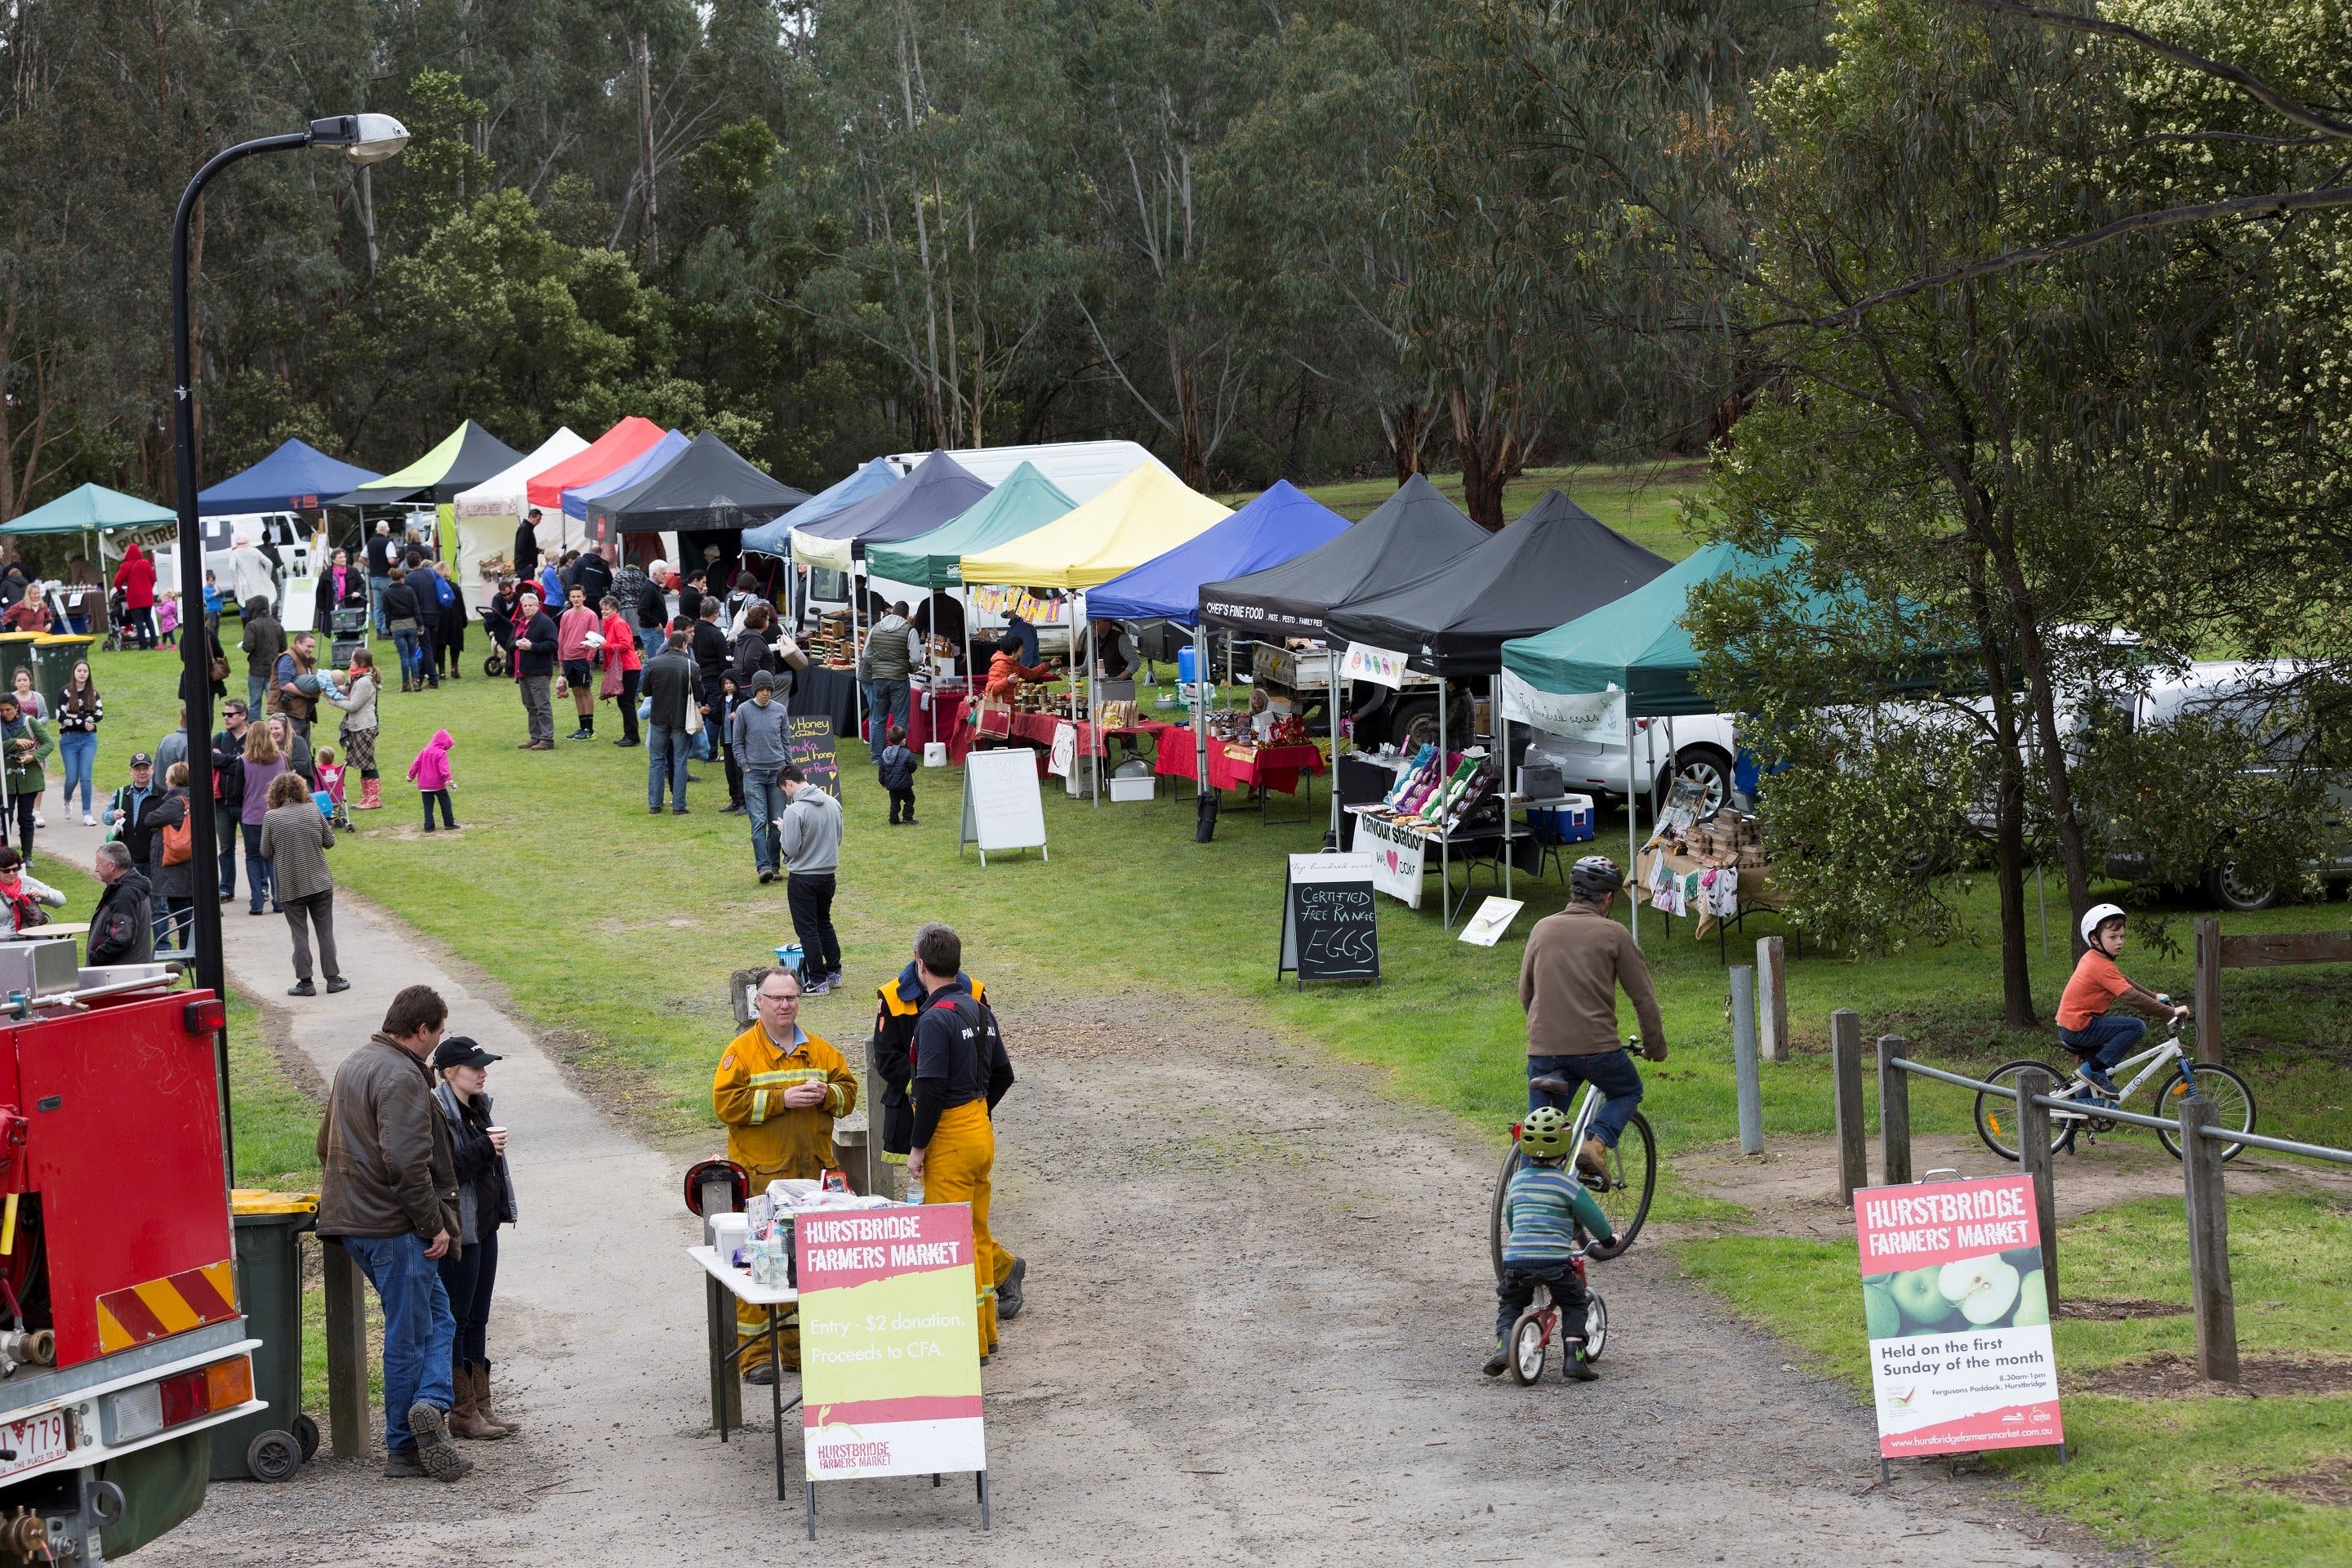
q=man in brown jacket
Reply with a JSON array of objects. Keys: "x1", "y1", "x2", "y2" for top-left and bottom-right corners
[
  {"x1": 1519, "y1": 855, "x2": 1668, "y2": 1178},
  {"x1": 318, "y1": 983, "x2": 470, "y2": 1482}
]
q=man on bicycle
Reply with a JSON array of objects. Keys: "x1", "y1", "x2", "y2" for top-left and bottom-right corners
[
  {"x1": 1519, "y1": 855, "x2": 1668, "y2": 1178},
  {"x1": 2060, "y1": 903, "x2": 2187, "y2": 1102}
]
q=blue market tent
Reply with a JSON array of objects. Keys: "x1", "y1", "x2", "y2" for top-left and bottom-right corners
[
  {"x1": 563, "y1": 428, "x2": 686, "y2": 521},
  {"x1": 739, "y1": 458, "x2": 900, "y2": 557},
  {"x1": 1087, "y1": 479, "x2": 1350, "y2": 626},
  {"x1": 196, "y1": 439, "x2": 381, "y2": 516}
]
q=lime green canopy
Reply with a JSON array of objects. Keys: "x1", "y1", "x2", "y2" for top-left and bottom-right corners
[
  {"x1": 1501, "y1": 541, "x2": 1788, "y2": 716},
  {"x1": 865, "y1": 461, "x2": 1076, "y2": 588},
  {"x1": 0, "y1": 483, "x2": 177, "y2": 537}
]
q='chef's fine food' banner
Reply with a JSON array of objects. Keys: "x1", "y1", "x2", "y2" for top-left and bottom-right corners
[
  {"x1": 797, "y1": 1204, "x2": 986, "y2": 1481},
  {"x1": 1853, "y1": 1174, "x2": 2063, "y2": 1458}
]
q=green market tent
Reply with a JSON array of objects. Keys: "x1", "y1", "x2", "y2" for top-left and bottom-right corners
[
  {"x1": 863, "y1": 461, "x2": 1076, "y2": 588},
  {"x1": 336, "y1": 420, "x2": 527, "y2": 506},
  {"x1": 0, "y1": 483, "x2": 177, "y2": 537},
  {"x1": 1500, "y1": 540, "x2": 1776, "y2": 716}
]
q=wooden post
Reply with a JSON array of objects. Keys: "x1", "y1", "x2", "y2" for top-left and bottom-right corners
[
  {"x1": 701, "y1": 1173, "x2": 744, "y2": 1433},
  {"x1": 2013, "y1": 1067, "x2": 2060, "y2": 1315},
  {"x1": 1830, "y1": 1009, "x2": 1868, "y2": 1202},
  {"x1": 2179, "y1": 1094, "x2": 2239, "y2": 1383},
  {"x1": 1878, "y1": 1036, "x2": 1912, "y2": 1187},
  {"x1": 320, "y1": 1237, "x2": 371, "y2": 1459},
  {"x1": 2193, "y1": 917, "x2": 2224, "y2": 1065},
  {"x1": 1757, "y1": 936, "x2": 1789, "y2": 1062}
]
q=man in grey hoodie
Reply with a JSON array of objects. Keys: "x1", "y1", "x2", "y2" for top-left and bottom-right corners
[
  {"x1": 731, "y1": 670, "x2": 794, "y2": 883},
  {"x1": 773, "y1": 762, "x2": 844, "y2": 993}
]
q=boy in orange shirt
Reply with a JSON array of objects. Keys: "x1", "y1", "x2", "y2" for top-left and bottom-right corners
[{"x1": 2058, "y1": 903, "x2": 2188, "y2": 1100}]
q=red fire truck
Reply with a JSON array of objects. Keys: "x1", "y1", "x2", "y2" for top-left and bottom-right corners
[{"x1": 0, "y1": 950, "x2": 260, "y2": 1564}]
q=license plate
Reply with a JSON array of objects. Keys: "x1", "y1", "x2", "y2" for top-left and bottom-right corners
[{"x1": 0, "y1": 1410, "x2": 70, "y2": 1481}]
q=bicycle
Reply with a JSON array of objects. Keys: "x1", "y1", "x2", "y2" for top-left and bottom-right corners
[
  {"x1": 1490, "y1": 1040, "x2": 1656, "y2": 1280},
  {"x1": 1502, "y1": 1244, "x2": 1610, "y2": 1385},
  {"x1": 1974, "y1": 1009, "x2": 2257, "y2": 1163}
]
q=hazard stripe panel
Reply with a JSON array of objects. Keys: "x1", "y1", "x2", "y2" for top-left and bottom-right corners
[{"x1": 96, "y1": 1260, "x2": 237, "y2": 1352}]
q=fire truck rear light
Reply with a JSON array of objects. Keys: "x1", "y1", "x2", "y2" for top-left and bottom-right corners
[
  {"x1": 203, "y1": 1357, "x2": 252, "y2": 1414},
  {"x1": 183, "y1": 1000, "x2": 225, "y2": 1035},
  {"x1": 156, "y1": 1370, "x2": 206, "y2": 1428},
  {"x1": 107, "y1": 1383, "x2": 163, "y2": 1443}
]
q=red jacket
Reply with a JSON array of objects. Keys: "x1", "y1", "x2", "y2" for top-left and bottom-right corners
[{"x1": 113, "y1": 545, "x2": 157, "y2": 609}]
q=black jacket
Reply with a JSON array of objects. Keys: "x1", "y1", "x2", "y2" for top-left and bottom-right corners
[
  {"x1": 432, "y1": 1082, "x2": 517, "y2": 1244},
  {"x1": 142, "y1": 788, "x2": 194, "y2": 902},
  {"x1": 572, "y1": 555, "x2": 612, "y2": 611},
  {"x1": 635, "y1": 572, "x2": 667, "y2": 630},
  {"x1": 873, "y1": 966, "x2": 987, "y2": 1157},
  {"x1": 639, "y1": 650, "x2": 704, "y2": 731},
  {"x1": 87, "y1": 869, "x2": 154, "y2": 966},
  {"x1": 366, "y1": 533, "x2": 397, "y2": 576},
  {"x1": 730, "y1": 626, "x2": 787, "y2": 694},
  {"x1": 689, "y1": 620, "x2": 731, "y2": 700},
  {"x1": 211, "y1": 728, "x2": 247, "y2": 809},
  {"x1": 513, "y1": 521, "x2": 540, "y2": 577},
  {"x1": 380, "y1": 579, "x2": 420, "y2": 625},
  {"x1": 512, "y1": 611, "x2": 559, "y2": 678},
  {"x1": 909, "y1": 980, "x2": 1016, "y2": 1148}
]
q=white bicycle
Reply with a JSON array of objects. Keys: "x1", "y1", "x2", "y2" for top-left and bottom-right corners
[{"x1": 1975, "y1": 1012, "x2": 2256, "y2": 1162}]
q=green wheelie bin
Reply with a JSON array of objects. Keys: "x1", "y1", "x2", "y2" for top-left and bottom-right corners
[
  {"x1": 0, "y1": 633, "x2": 38, "y2": 705},
  {"x1": 211, "y1": 1192, "x2": 321, "y2": 1481},
  {"x1": 30, "y1": 633, "x2": 95, "y2": 712}
]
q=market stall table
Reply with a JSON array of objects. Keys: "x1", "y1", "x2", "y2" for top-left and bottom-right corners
[
  {"x1": 788, "y1": 664, "x2": 859, "y2": 737},
  {"x1": 688, "y1": 1245, "x2": 801, "y2": 1502},
  {"x1": 1156, "y1": 738, "x2": 1325, "y2": 823}
]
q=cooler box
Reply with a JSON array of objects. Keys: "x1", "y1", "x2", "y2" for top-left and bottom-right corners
[
  {"x1": 1108, "y1": 755, "x2": 1154, "y2": 802},
  {"x1": 1525, "y1": 795, "x2": 1595, "y2": 844}
]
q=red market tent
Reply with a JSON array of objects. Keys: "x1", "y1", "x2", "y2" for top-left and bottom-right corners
[{"x1": 525, "y1": 417, "x2": 666, "y2": 511}]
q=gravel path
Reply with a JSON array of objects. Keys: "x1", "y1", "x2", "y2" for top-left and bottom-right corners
[{"x1": 82, "y1": 816, "x2": 2145, "y2": 1566}]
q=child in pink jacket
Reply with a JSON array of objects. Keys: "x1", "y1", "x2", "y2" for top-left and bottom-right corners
[{"x1": 407, "y1": 728, "x2": 457, "y2": 832}]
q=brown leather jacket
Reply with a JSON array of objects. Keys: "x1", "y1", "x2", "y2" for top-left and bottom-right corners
[{"x1": 316, "y1": 1034, "x2": 460, "y2": 1249}]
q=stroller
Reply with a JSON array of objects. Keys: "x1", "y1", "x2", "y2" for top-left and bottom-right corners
[
  {"x1": 328, "y1": 604, "x2": 369, "y2": 671},
  {"x1": 479, "y1": 601, "x2": 510, "y2": 678},
  {"x1": 103, "y1": 587, "x2": 131, "y2": 653}
]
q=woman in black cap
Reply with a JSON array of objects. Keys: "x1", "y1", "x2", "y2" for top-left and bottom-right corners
[{"x1": 429, "y1": 1035, "x2": 519, "y2": 1441}]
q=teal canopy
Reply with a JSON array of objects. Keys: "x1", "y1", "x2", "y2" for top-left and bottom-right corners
[
  {"x1": 0, "y1": 483, "x2": 177, "y2": 537},
  {"x1": 1501, "y1": 541, "x2": 1788, "y2": 716},
  {"x1": 863, "y1": 462, "x2": 1075, "y2": 588}
]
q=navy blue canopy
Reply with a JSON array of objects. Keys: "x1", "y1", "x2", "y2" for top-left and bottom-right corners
[
  {"x1": 197, "y1": 439, "x2": 382, "y2": 516},
  {"x1": 1087, "y1": 480, "x2": 1350, "y2": 626}
]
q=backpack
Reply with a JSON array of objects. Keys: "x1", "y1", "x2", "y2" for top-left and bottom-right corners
[
  {"x1": 161, "y1": 807, "x2": 192, "y2": 866},
  {"x1": 433, "y1": 573, "x2": 457, "y2": 609}
]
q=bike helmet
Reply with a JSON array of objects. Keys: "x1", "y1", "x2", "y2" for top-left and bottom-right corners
[
  {"x1": 1518, "y1": 1105, "x2": 1575, "y2": 1158},
  {"x1": 2079, "y1": 902, "x2": 2127, "y2": 947},
  {"x1": 1570, "y1": 854, "x2": 1624, "y2": 903}
]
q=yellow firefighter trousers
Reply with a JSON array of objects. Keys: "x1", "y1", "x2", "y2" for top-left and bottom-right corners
[
  {"x1": 922, "y1": 1101, "x2": 1000, "y2": 1356},
  {"x1": 737, "y1": 1164, "x2": 800, "y2": 1371}
]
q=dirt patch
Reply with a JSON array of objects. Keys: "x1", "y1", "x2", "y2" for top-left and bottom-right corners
[
  {"x1": 2073, "y1": 1352, "x2": 2352, "y2": 1399},
  {"x1": 233, "y1": 977, "x2": 327, "y2": 1102},
  {"x1": 2256, "y1": 1460, "x2": 2352, "y2": 1508},
  {"x1": 2056, "y1": 1298, "x2": 2188, "y2": 1322}
]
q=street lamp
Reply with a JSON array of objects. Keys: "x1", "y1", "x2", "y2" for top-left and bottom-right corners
[{"x1": 171, "y1": 114, "x2": 407, "y2": 1170}]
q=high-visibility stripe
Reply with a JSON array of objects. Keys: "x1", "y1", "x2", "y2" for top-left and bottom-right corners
[
  {"x1": 96, "y1": 1259, "x2": 238, "y2": 1352},
  {"x1": 750, "y1": 1089, "x2": 770, "y2": 1126}
]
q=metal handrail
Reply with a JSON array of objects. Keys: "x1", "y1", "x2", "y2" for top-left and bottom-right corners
[{"x1": 1886, "y1": 1055, "x2": 2352, "y2": 1169}]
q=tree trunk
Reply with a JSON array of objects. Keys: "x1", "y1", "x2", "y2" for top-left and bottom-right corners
[
  {"x1": 1381, "y1": 402, "x2": 1426, "y2": 483},
  {"x1": 1449, "y1": 387, "x2": 1514, "y2": 531},
  {"x1": 637, "y1": 33, "x2": 659, "y2": 270},
  {"x1": 1173, "y1": 354, "x2": 1205, "y2": 488},
  {"x1": 1969, "y1": 560, "x2": 2037, "y2": 1026}
]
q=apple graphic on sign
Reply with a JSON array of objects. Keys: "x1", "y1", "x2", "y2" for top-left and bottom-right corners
[{"x1": 1938, "y1": 1256, "x2": 2023, "y2": 1326}]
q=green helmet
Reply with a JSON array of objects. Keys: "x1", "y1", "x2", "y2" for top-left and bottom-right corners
[{"x1": 1519, "y1": 1105, "x2": 1574, "y2": 1157}]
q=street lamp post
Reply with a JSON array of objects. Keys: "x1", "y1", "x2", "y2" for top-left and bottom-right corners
[{"x1": 172, "y1": 114, "x2": 406, "y2": 1172}]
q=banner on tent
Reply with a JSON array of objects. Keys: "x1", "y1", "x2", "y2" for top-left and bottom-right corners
[
  {"x1": 1340, "y1": 643, "x2": 1412, "y2": 690},
  {"x1": 1499, "y1": 670, "x2": 1627, "y2": 744},
  {"x1": 967, "y1": 585, "x2": 1069, "y2": 626}
]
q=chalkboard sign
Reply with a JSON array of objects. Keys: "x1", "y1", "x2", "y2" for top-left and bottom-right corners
[
  {"x1": 788, "y1": 715, "x2": 839, "y2": 799},
  {"x1": 1278, "y1": 853, "x2": 1380, "y2": 987}
]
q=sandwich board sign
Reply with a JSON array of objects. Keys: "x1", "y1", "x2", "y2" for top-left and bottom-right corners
[
  {"x1": 1277, "y1": 853, "x2": 1379, "y2": 987},
  {"x1": 795, "y1": 1203, "x2": 989, "y2": 1536},
  {"x1": 1853, "y1": 1174, "x2": 2064, "y2": 1463},
  {"x1": 958, "y1": 746, "x2": 1049, "y2": 865},
  {"x1": 787, "y1": 715, "x2": 840, "y2": 799}
]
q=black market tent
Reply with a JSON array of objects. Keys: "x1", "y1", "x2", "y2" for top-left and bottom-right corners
[
  {"x1": 1322, "y1": 488, "x2": 1673, "y2": 676},
  {"x1": 334, "y1": 421, "x2": 527, "y2": 506},
  {"x1": 1196, "y1": 473, "x2": 1486, "y2": 636},
  {"x1": 579, "y1": 430, "x2": 812, "y2": 546}
]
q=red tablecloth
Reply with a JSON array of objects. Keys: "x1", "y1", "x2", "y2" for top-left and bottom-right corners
[
  {"x1": 910, "y1": 690, "x2": 973, "y2": 763},
  {"x1": 1155, "y1": 738, "x2": 1326, "y2": 796},
  {"x1": 961, "y1": 710, "x2": 1177, "y2": 761}
]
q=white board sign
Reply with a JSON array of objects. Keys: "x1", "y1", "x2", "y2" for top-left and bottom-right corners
[
  {"x1": 281, "y1": 577, "x2": 318, "y2": 635},
  {"x1": 1458, "y1": 897, "x2": 1526, "y2": 947},
  {"x1": 1499, "y1": 670, "x2": 1625, "y2": 744},
  {"x1": 958, "y1": 746, "x2": 1049, "y2": 865},
  {"x1": 1340, "y1": 642, "x2": 1412, "y2": 690},
  {"x1": 1350, "y1": 810, "x2": 1426, "y2": 908}
]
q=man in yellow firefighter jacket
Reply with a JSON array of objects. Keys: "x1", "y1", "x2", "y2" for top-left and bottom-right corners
[
  {"x1": 713, "y1": 967, "x2": 857, "y2": 1383},
  {"x1": 903, "y1": 922, "x2": 1018, "y2": 1359}
]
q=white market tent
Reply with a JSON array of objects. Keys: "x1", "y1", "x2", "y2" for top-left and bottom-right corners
[
  {"x1": 883, "y1": 440, "x2": 1156, "y2": 505},
  {"x1": 450, "y1": 428, "x2": 587, "y2": 581}
]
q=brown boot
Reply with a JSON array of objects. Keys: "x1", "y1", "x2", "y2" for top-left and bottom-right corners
[
  {"x1": 1575, "y1": 1136, "x2": 1610, "y2": 1181},
  {"x1": 448, "y1": 1363, "x2": 506, "y2": 1441},
  {"x1": 474, "y1": 1363, "x2": 519, "y2": 1436}
]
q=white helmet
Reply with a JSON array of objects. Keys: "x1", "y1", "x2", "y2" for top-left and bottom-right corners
[{"x1": 2079, "y1": 902, "x2": 2127, "y2": 945}]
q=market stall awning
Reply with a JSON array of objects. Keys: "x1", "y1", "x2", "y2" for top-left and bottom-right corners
[
  {"x1": 739, "y1": 458, "x2": 899, "y2": 557},
  {"x1": 881, "y1": 439, "x2": 1155, "y2": 504},
  {"x1": 563, "y1": 428, "x2": 686, "y2": 520},
  {"x1": 1087, "y1": 479, "x2": 1348, "y2": 626},
  {"x1": 336, "y1": 420, "x2": 527, "y2": 506},
  {"x1": 581, "y1": 430, "x2": 811, "y2": 544},
  {"x1": 196, "y1": 439, "x2": 381, "y2": 516},
  {"x1": 0, "y1": 483, "x2": 177, "y2": 536},
  {"x1": 524, "y1": 417, "x2": 666, "y2": 510},
  {"x1": 1323, "y1": 488, "x2": 1670, "y2": 676},
  {"x1": 452, "y1": 428, "x2": 589, "y2": 523},
  {"x1": 960, "y1": 461, "x2": 1228, "y2": 591},
  {"x1": 791, "y1": 450, "x2": 991, "y2": 573},
  {"x1": 862, "y1": 462, "x2": 1076, "y2": 589},
  {"x1": 1499, "y1": 540, "x2": 1774, "y2": 719},
  {"x1": 1198, "y1": 473, "x2": 1486, "y2": 637}
]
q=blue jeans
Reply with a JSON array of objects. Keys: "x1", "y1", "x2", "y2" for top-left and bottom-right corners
[
  {"x1": 241, "y1": 819, "x2": 272, "y2": 911},
  {"x1": 1527, "y1": 1049, "x2": 1645, "y2": 1148},
  {"x1": 858, "y1": 681, "x2": 875, "y2": 738},
  {"x1": 648, "y1": 724, "x2": 689, "y2": 809},
  {"x1": 368, "y1": 575, "x2": 391, "y2": 636},
  {"x1": 247, "y1": 675, "x2": 267, "y2": 715},
  {"x1": 743, "y1": 769, "x2": 786, "y2": 873},
  {"x1": 57, "y1": 730, "x2": 96, "y2": 814},
  {"x1": 341, "y1": 1233, "x2": 456, "y2": 1453},
  {"x1": 392, "y1": 627, "x2": 423, "y2": 684},
  {"x1": 2058, "y1": 1013, "x2": 2146, "y2": 1072},
  {"x1": 872, "y1": 677, "x2": 911, "y2": 739}
]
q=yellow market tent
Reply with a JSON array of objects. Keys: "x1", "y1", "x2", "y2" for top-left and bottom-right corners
[{"x1": 958, "y1": 461, "x2": 1228, "y2": 590}]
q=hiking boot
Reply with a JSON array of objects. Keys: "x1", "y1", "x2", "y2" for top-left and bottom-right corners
[
  {"x1": 406, "y1": 1402, "x2": 471, "y2": 1481},
  {"x1": 996, "y1": 1257, "x2": 1027, "y2": 1321},
  {"x1": 383, "y1": 1446, "x2": 430, "y2": 1479},
  {"x1": 325, "y1": 976, "x2": 351, "y2": 994},
  {"x1": 1563, "y1": 1342, "x2": 1599, "y2": 1382},
  {"x1": 743, "y1": 1362, "x2": 777, "y2": 1386},
  {"x1": 1575, "y1": 1136, "x2": 1610, "y2": 1181},
  {"x1": 759, "y1": 869, "x2": 777, "y2": 884},
  {"x1": 1481, "y1": 1341, "x2": 1511, "y2": 1378},
  {"x1": 287, "y1": 979, "x2": 315, "y2": 997}
]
